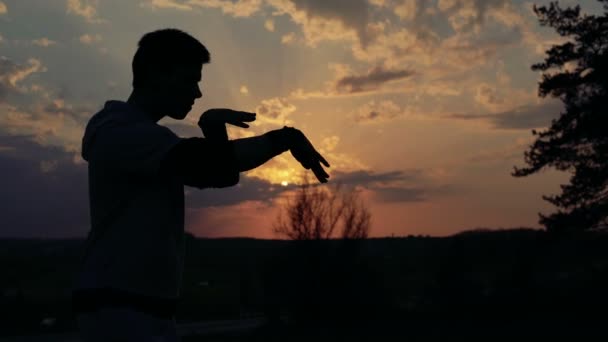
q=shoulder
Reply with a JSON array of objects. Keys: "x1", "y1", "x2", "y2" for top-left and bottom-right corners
[{"x1": 83, "y1": 101, "x2": 182, "y2": 154}]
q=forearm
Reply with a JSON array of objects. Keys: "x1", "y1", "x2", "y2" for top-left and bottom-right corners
[
  {"x1": 162, "y1": 138, "x2": 239, "y2": 189},
  {"x1": 201, "y1": 122, "x2": 229, "y2": 141},
  {"x1": 232, "y1": 129, "x2": 290, "y2": 172}
]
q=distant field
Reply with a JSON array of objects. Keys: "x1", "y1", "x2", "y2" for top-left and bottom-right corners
[{"x1": 2, "y1": 230, "x2": 608, "y2": 338}]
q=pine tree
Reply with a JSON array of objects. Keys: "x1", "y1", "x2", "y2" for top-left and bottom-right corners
[{"x1": 512, "y1": 1, "x2": 608, "y2": 232}]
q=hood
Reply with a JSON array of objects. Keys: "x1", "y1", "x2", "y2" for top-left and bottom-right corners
[{"x1": 81, "y1": 100, "x2": 150, "y2": 162}]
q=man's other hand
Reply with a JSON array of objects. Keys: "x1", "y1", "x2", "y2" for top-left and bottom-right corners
[{"x1": 198, "y1": 108, "x2": 256, "y2": 129}]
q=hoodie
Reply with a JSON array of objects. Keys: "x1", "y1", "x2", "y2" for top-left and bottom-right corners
[{"x1": 75, "y1": 100, "x2": 185, "y2": 299}]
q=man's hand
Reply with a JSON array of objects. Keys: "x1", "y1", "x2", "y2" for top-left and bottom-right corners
[
  {"x1": 198, "y1": 108, "x2": 256, "y2": 140},
  {"x1": 288, "y1": 128, "x2": 330, "y2": 183},
  {"x1": 198, "y1": 108, "x2": 256, "y2": 128}
]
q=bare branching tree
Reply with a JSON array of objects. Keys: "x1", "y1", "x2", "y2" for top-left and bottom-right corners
[
  {"x1": 340, "y1": 189, "x2": 372, "y2": 240},
  {"x1": 270, "y1": 179, "x2": 376, "y2": 325},
  {"x1": 273, "y1": 180, "x2": 371, "y2": 240}
]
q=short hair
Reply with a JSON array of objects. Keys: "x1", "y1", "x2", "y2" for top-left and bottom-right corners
[{"x1": 132, "y1": 28, "x2": 210, "y2": 89}]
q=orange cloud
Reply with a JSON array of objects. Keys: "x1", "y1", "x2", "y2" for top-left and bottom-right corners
[
  {"x1": 79, "y1": 33, "x2": 102, "y2": 45},
  {"x1": 67, "y1": 0, "x2": 104, "y2": 23},
  {"x1": 254, "y1": 97, "x2": 296, "y2": 126},
  {"x1": 355, "y1": 100, "x2": 403, "y2": 124},
  {"x1": 264, "y1": 19, "x2": 275, "y2": 32},
  {"x1": 0, "y1": 57, "x2": 46, "y2": 102},
  {"x1": 281, "y1": 32, "x2": 296, "y2": 44},
  {"x1": 31, "y1": 38, "x2": 57, "y2": 47},
  {"x1": 144, "y1": 0, "x2": 193, "y2": 11},
  {"x1": 186, "y1": 0, "x2": 262, "y2": 17}
]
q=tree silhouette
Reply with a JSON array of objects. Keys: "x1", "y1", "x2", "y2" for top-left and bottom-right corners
[
  {"x1": 273, "y1": 181, "x2": 371, "y2": 240},
  {"x1": 270, "y1": 180, "x2": 375, "y2": 327},
  {"x1": 512, "y1": 1, "x2": 608, "y2": 232}
]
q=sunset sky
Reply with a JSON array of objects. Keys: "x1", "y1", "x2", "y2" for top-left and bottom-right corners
[{"x1": 0, "y1": 0, "x2": 604, "y2": 239}]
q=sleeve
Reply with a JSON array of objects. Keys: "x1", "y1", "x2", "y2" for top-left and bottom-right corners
[
  {"x1": 94, "y1": 122, "x2": 181, "y2": 179},
  {"x1": 161, "y1": 137, "x2": 240, "y2": 189}
]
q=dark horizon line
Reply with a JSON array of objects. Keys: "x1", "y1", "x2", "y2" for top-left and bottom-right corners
[{"x1": 0, "y1": 226, "x2": 559, "y2": 241}]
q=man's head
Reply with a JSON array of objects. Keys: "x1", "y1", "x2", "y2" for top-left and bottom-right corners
[{"x1": 132, "y1": 28, "x2": 210, "y2": 120}]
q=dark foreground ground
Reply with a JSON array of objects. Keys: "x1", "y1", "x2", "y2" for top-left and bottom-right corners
[
  {"x1": 185, "y1": 318, "x2": 608, "y2": 342},
  {"x1": 2, "y1": 228, "x2": 608, "y2": 340}
]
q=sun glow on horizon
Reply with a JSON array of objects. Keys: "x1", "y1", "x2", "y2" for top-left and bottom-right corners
[{"x1": 246, "y1": 161, "x2": 306, "y2": 186}]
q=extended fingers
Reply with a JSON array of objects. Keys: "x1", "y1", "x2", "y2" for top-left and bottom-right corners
[
  {"x1": 229, "y1": 121, "x2": 250, "y2": 128},
  {"x1": 311, "y1": 163, "x2": 329, "y2": 183},
  {"x1": 226, "y1": 111, "x2": 256, "y2": 128},
  {"x1": 311, "y1": 151, "x2": 330, "y2": 182},
  {"x1": 232, "y1": 111, "x2": 256, "y2": 121},
  {"x1": 316, "y1": 151, "x2": 330, "y2": 168},
  {"x1": 288, "y1": 131, "x2": 330, "y2": 183}
]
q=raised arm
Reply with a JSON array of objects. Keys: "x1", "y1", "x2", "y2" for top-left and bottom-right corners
[
  {"x1": 199, "y1": 108, "x2": 330, "y2": 183},
  {"x1": 163, "y1": 108, "x2": 330, "y2": 188},
  {"x1": 197, "y1": 108, "x2": 291, "y2": 173},
  {"x1": 161, "y1": 137, "x2": 240, "y2": 189},
  {"x1": 163, "y1": 126, "x2": 329, "y2": 189}
]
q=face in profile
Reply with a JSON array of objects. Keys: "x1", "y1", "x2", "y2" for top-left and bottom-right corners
[{"x1": 159, "y1": 63, "x2": 203, "y2": 120}]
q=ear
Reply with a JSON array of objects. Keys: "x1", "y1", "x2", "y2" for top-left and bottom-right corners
[
  {"x1": 165, "y1": 67, "x2": 182, "y2": 84},
  {"x1": 146, "y1": 66, "x2": 179, "y2": 89}
]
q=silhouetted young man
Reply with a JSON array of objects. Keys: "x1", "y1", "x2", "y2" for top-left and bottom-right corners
[{"x1": 72, "y1": 28, "x2": 329, "y2": 342}]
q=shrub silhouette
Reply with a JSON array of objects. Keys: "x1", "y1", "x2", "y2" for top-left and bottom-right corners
[{"x1": 266, "y1": 181, "x2": 382, "y2": 330}]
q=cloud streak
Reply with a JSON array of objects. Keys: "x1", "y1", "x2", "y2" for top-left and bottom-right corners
[
  {"x1": 145, "y1": 0, "x2": 193, "y2": 11},
  {"x1": 144, "y1": 0, "x2": 263, "y2": 16},
  {"x1": 330, "y1": 169, "x2": 449, "y2": 203},
  {"x1": 291, "y1": 64, "x2": 416, "y2": 99},
  {"x1": 31, "y1": 38, "x2": 57, "y2": 47},
  {"x1": 335, "y1": 65, "x2": 414, "y2": 94},
  {"x1": 446, "y1": 100, "x2": 564, "y2": 130}
]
